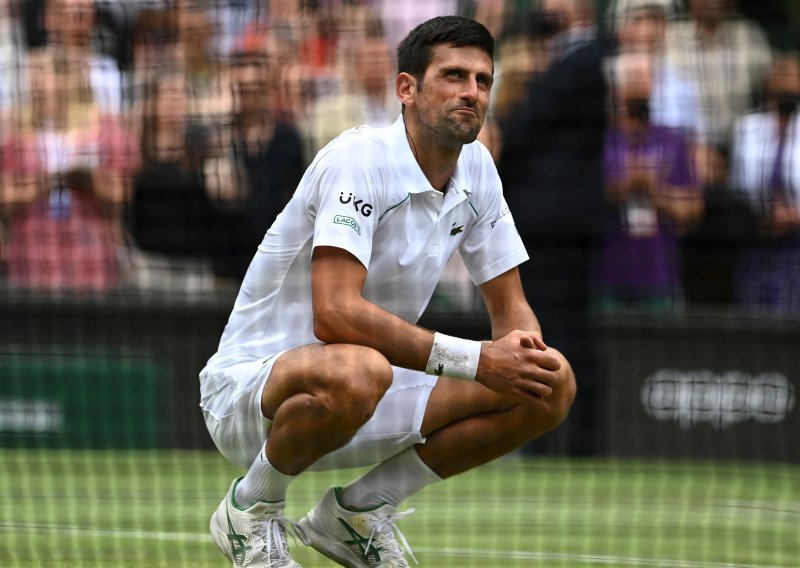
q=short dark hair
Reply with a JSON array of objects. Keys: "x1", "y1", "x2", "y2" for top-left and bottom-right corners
[{"x1": 397, "y1": 16, "x2": 494, "y2": 80}]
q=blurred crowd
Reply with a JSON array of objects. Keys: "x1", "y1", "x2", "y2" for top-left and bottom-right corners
[{"x1": 0, "y1": 0, "x2": 798, "y2": 317}]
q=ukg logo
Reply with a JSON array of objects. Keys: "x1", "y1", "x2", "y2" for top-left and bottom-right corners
[{"x1": 641, "y1": 369, "x2": 795, "y2": 430}]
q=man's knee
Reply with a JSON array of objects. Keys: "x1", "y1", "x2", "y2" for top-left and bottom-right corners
[
  {"x1": 265, "y1": 344, "x2": 392, "y2": 425},
  {"x1": 531, "y1": 347, "x2": 577, "y2": 431},
  {"x1": 316, "y1": 345, "x2": 393, "y2": 423},
  {"x1": 547, "y1": 368, "x2": 577, "y2": 429},
  {"x1": 521, "y1": 366, "x2": 577, "y2": 436}
]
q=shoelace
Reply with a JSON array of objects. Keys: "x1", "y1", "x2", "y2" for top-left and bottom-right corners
[
  {"x1": 254, "y1": 515, "x2": 311, "y2": 567},
  {"x1": 365, "y1": 508, "x2": 418, "y2": 566}
]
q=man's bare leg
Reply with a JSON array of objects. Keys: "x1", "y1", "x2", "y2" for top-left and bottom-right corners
[
  {"x1": 235, "y1": 343, "x2": 393, "y2": 507},
  {"x1": 262, "y1": 343, "x2": 393, "y2": 473},
  {"x1": 417, "y1": 370, "x2": 575, "y2": 478},
  {"x1": 338, "y1": 349, "x2": 576, "y2": 510},
  {"x1": 417, "y1": 352, "x2": 576, "y2": 477}
]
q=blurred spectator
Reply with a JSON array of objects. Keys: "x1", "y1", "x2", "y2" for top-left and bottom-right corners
[
  {"x1": 306, "y1": 19, "x2": 396, "y2": 157},
  {"x1": 490, "y1": 4, "x2": 554, "y2": 125},
  {"x1": 375, "y1": 0, "x2": 458, "y2": 51},
  {"x1": 126, "y1": 71, "x2": 230, "y2": 291},
  {"x1": 665, "y1": 0, "x2": 772, "y2": 178},
  {"x1": 130, "y1": 4, "x2": 178, "y2": 87},
  {"x1": 174, "y1": 1, "x2": 234, "y2": 126},
  {"x1": 35, "y1": 0, "x2": 128, "y2": 116},
  {"x1": 634, "y1": 0, "x2": 777, "y2": 307},
  {"x1": 1, "y1": 54, "x2": 136, "y2": 291},
  {"x1": 731, "y1": 54, "x2": 800, "y2": 313},
  {"x1": 680, "y1": 141, "x2": 759, "y2": 306},
  {"x1": 300, "y1": 7, "x2": 339, "y2": 92},
  {"x1": 608, "y1": 0, "x2": 681, "y2": 21},
  {"x1": 233, "y1": 0, "x2": 332, "y2": 154},
  {"x1": 471, "y1": 0, "x2": 508, "y2": 39},
  {"x1": 499, "y1": 0, "x2": 609, "y2": 243},
  {"x1": 498, "y1": 0, "x2": 609, "y2": 455},
  {"x1": 594, "y1": 51, "x2": 702, "y2": 310},
  {"x1": 0, "y1": 0, "x2": 23, "y2": 128},
  {"x1": 263, "y1": 0, "x2": 310, "y2": 42},
  {"x1": 613, "y1": 2, "x2": 742, "y2": 307},
  {"x1": 615, "y1": 2, "x2": 706, "y2": 142},
  {"x1": 228, "y1": 51, "x2": 305, "y2": 260},
  {"x1": 93, "y1": 0, "x2": 136, "y2": 70},
  {"x1": 209, "y1": 0, "x2": 265, "y2": 58},
  {"x1": 130, "y1": 1, "x2": 235, "y2": 140}
]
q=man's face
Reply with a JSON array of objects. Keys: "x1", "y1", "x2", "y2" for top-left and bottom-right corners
[
  {"x1": 356, "y1": 37, "x2": 392, "y2": 95},
  {"x1": 49, "y1": 0, "x2": 94, "y2": 45},
  {"x1": 614, "y1": 53, "x2": 654, "y2": 127},
  {"x1": 30, "y1": 61, "x2": 69, "y2": 121},
  {"x1": 768, "y1": 59, "x2": 800, "y2": 99},
  {"x1": 690, "y1": 0, "x2": 729, "y2": 23},
  {"x1": 622, "y1": 9, "x2": 666, "y2": 53},
  {"x1": 767, "y1": 58, "x2": 800, "y2": 117},
  {"x1": 411, "y1": 44, "x2": 493, "y2": 147},
  {"x1": 235, "y1": 62, "x2": 272, "y2": 118},
  {"x1": 154, "y1": 75, "x2": 188, "y2": 128}
]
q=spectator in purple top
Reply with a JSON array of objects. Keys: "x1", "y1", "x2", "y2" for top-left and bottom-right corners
[{"x1": 594, "y1": 51, "x2": 703, "y2": 309}]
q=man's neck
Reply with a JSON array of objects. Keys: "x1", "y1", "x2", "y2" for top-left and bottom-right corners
[
  {"x1": 404, "y1": 122, "x2": 461, "y2": 192},
  {"x1": 619, "y1": 117, "x2": 649, "y2": 140},
  {"x1": 696, "y1": 17, "x2": 723, "y2": 40},
  {"x1": 364, "y1": 84, "x2": 387, "y2": 103},
  {"x1": 777, "y1": 112, "x2": 792, "y2": 139}
]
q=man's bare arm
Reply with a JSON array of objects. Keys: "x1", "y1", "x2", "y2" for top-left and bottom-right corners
[
  {"x1": 478, "y1": 267, "x2": 541, "y2": 340},
  {"x1": 312, "y1": 247, "x2": 560, "y2": 400},
  {"x1": 477, "y1": 267, "x2": 565, "y2": 399},
  {"x1": 311, "y1": 245, "x2": 434, "y2": 371}
]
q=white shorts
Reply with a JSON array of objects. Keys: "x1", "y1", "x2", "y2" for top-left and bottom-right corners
[{"x1": 199, "y1": 353, "x2": 438, "y2": 471}]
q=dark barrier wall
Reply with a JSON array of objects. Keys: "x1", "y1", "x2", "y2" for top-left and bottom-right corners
[
  {"x1": 1, "y1": 291, "x2": 797, "y2": 462},
  {"x1": 597, "y1": 312, "x2": 798, "y2": 463},
  {"x1": 1, "y1": 291, "x2": 227, "y2": 450}
]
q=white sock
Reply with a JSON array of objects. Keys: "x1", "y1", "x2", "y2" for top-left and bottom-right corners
[
  {"x1": 339, "y1": 447, "x2": 442, "y2": 510},
  {"x1": 234, "y1": 447, "x2": 295, "y2": 508}
]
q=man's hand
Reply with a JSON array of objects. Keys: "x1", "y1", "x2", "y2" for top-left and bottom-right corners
[
  {"x1": 767, "y1": 199, "x2": 800, "y2": 238},
  {"x1": 475, "y1": 330, "x2": 563, "y2": 401}
]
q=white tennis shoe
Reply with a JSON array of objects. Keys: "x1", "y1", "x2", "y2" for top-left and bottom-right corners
[
  {"x1": 210, "y1": 478, "x2": 310, "y2": 567},
  {"x1": 298, "y1": 487, "x2": 417, "y2": 568}
]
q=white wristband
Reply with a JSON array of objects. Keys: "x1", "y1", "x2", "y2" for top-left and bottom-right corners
[{"x1": 425, "y1": 332, "x2": 482, "y2": 381}]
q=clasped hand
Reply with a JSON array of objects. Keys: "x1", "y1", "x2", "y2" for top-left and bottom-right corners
[{"x1": 476, "y1": 330, "x2": 563, "y2": 401}]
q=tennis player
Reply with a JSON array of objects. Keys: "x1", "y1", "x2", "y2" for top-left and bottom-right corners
[{"x1": 200, "y1": 15, "x2": 576, "y2": 568}]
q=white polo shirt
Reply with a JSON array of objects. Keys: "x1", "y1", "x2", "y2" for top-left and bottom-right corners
[{"x1": 203, "y1": 115, "x2": 528, "y2": 372}]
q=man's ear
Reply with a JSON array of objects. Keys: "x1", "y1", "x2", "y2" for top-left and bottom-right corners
[{"x1": 396, "y1": 72, "x2": 417, "y2": 107}]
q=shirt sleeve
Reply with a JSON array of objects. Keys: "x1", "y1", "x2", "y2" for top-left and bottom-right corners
[
  {"x1": 459, "y1": 148, "x2": 529, "y2": 285},
  {"x1": 308, "y1": 133, "x2": 385, "y2": 269}
]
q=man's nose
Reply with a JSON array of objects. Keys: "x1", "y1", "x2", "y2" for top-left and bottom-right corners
[{"x1": 461, "y1": 78, "x2": 479, "y2": 102}]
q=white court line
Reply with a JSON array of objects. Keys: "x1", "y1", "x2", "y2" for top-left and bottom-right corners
[
  {"x1": 433, "y1": 547, "x2": 790, "y2": 568},
  {"x1": 0, "y1": 522, "x2": 792, "y2": 568},
  {"x1": 0, "y1": 521, "x2": 210, "y2": 543}
]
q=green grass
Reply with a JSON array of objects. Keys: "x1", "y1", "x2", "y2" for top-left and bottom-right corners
[{"x1": 0, "y1": 450, "x2": 797, "y2": 567}]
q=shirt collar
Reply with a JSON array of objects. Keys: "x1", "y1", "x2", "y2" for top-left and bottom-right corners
[
  {"x1": 384, "y1": 114, "x2": 472, "y2": 201},
  {"x1": 385, "y1": 114, "x2": 434, "y2": 194}
]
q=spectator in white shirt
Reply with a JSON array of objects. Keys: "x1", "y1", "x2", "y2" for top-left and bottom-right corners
[{"x1": 665, "y1": 0, "x2": 772, "y2": 152}]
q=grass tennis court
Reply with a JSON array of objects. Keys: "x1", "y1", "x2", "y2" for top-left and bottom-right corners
[{"x1": 0, "y1": 449, "x2": 797, "y2": 567}]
